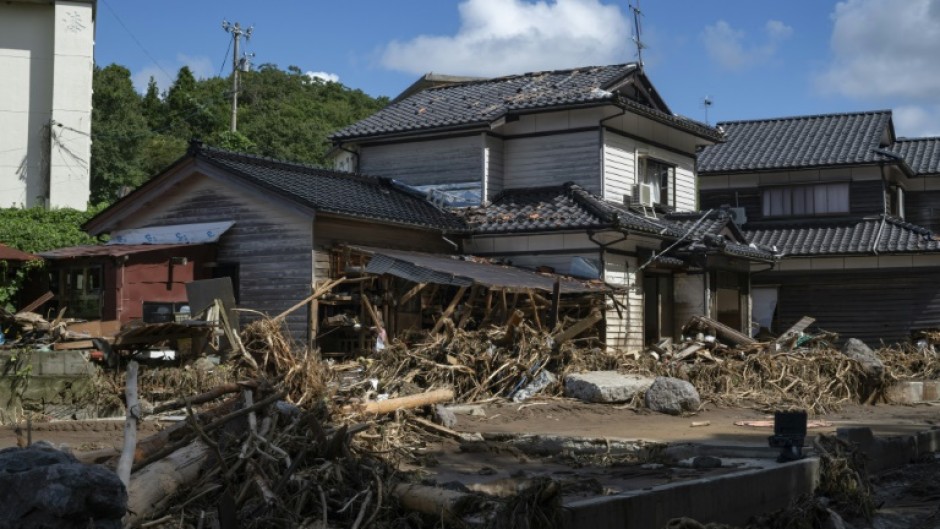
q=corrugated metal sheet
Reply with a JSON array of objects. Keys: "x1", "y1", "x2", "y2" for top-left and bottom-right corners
[
  {"x1": 0, "y1": 244, "x2": 39, "y2": 261},
  {"x1": 353, "y1": 246, "x2": 601, "y2": 293},
  {"x1": 39, "y1": 244, "x2": 204, "y2": 259}
]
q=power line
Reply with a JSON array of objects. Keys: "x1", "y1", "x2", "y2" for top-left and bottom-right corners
[{"x1": 99, "y1": 0, "x2": 175, "y2": 84}]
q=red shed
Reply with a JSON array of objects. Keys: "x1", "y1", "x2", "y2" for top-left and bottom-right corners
[{"x1": 38, "y1": 243, "x2": 217, "y2": 324}]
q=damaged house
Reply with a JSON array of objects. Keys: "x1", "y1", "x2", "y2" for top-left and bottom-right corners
[
  {"x1": 330, "y1": 63, "x2": 775, "y2": 350},
  {"x1": 697, "y1": 110, "x2": 940, "y2": 345}
]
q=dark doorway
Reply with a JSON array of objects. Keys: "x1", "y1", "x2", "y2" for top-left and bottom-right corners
[
  {"x1": 643, "y1": 273, "x2": 674, "y2": 344},
  {"x1": 212, "y1": 263, "x2": 240, "y2": 303}
]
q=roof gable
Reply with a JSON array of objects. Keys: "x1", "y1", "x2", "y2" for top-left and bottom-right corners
[
  {"x1": 331, "y1": 63, "x2": 718, "y2": 142},
  {"x1": 698, "y1": 110, "x2": 896, "y2": 174},
  {"x1": 85, "y1": 143, "x2": 465, "y2": 235}
]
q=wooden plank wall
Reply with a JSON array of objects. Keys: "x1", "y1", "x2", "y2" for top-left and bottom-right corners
[
  {"x1": 755, "y1": 268, "x2": 940, "y2": 346},
  {"x1": 602, "y1": 130, "x2": 636, "y2": 203},
  {"x1": 604, "y1": 254, "x2": 643, "y2": 352},
  {"x1": 503, "y1": 131, "x2": 600, "y2": 192},
  {"x1": 360, "y1": 135, "x2": 483, "y2": 186},
  {"x1": 119, "y1": 176, "x2": 314, "y2": 341}
]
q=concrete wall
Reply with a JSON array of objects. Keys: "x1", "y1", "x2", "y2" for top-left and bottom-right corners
[{"x1": 0, "y1": 0, "x2": 93, "y2": 209}]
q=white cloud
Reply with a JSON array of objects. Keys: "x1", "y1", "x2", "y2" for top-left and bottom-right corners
[
  {"x1": 818, "y1": 0, "x2": 940, "y2": 101},
  {"x1": 380, "y1": 0, "x2": 631, "y2": 77},
  {"x1": 132, "y1": 54, "x2": 216, "y2": 94},
  {"x1": 702, "y1": 19, "x2": 793, "y2": 71},
  {"x1": 893, "y1": 105, "x2": 940, "y2": 137},
  {"x1": 305, "y1": 71, "x2": 340, "y2": 83}
]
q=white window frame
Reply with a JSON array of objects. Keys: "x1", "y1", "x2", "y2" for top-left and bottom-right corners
[{"x1": 638, "y1": 157, "x2": 675, "y2": 207}]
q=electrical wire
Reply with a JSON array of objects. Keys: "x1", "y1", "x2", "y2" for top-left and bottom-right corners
[{"x1": 99, "y1": 0, "x2": 175, "y2": 84}]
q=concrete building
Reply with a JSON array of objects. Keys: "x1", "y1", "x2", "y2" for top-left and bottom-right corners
[{"x1": 0, "y1": 0, "x2": 95, "y2": 210}]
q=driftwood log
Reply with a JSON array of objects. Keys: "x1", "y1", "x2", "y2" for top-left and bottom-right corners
[
  {"x1": 361, "y1": 388, "x2": 454, "y2": 415},
  {"x1": 116, "y1": 360, "x2": 139, "y2": 488},
  {"x1": 125, "y1": 441, "x2": 210, "y2": 527}
]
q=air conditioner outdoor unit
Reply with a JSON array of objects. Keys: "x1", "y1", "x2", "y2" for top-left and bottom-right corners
[{"x1": 633, "y1": 183, "x2": 655, "y2": 207}]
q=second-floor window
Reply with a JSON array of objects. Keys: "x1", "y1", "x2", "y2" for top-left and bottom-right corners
[
  {"x1": 762, "y1": 182, "x2": 849, "y2": 217},
  {"x1": 639, "y1": 158, "x2": 674, "y2": 207}
]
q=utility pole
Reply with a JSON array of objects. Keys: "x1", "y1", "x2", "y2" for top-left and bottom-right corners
[{"x1": 222, "y1": 20, "x2": 252, "y2": 132}]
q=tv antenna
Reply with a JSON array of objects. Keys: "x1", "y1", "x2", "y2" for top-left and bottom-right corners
[
  {"x1": 702, "y1": 96, "x2": 713, "y2": 125},
  {"x1": 222, "y1": 20, "x2": 253, "y2": 132},
  {"x1": 629, "y1": 1, "x2": 645, "y2": 67}
]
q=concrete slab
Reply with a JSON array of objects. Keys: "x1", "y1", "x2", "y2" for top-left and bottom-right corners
[{"x1": 564, "y1": 372, "x2": 654, "y2": 403}]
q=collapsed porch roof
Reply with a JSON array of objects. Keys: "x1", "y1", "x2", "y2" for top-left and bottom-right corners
[{"x1": 349, "y1": 246, "x2": 602, "y2": 294}]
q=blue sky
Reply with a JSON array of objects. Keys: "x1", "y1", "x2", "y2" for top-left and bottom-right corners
[{"x1": 94, "y1": 0, "x2": 940, "y2": 137}]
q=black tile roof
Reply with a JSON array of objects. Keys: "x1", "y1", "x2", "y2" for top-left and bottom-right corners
[
  {"x1": 698, "y1": 110, "x2": 895, "y2": 174},
  {"x1": 459, "y1": 183, "x2": 675, "y2": 236},
  {"x1": 331, "y1": 64, "x2": 721, "y2": 142},
  {"x1": 458, "y1": 184, "x2": 776, "y2": 261},
  {"x1": 744, "y1": 216, "x2": 940, "y2": 256},
  {"x1": 194, "y1": 144, "x2": 465, "y2": 231},
  {"x1": 891, "y1": 137, "x2": 940, "y2": 175}
]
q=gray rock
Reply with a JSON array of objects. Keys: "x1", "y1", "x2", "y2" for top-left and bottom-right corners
[
  {"x1": 434, "y1": 405, "x2": 458, "y2": 429},
  {"x1": 645, "y1": 377, "x2": 701, "y2": 415},
  {"x1": 841, "y1": 338, "x2": 884, "y2": 378},
  {"x1": 564, "y1": 371, "x2": 654, "y2": 403},
  {"x1": 691, "y1": 455, "x2": 722, "y2": 469},
  {"x1": 0, "y1": 444, "x2": 126, "y2": 529}
]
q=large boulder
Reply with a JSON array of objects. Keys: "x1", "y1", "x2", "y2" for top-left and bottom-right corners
[
  {"x1": 841, "y1": 338, "x2": 884, "y2": 379},
  {"x1": 645, "y1": 377, "x2": 701, "y2": 415},
  {"x1": 564, "y1": 371, "x2": 655, "y2": 403},
  {"x1": 0, "y1": 443, "x2": 126, "y2": 529}
]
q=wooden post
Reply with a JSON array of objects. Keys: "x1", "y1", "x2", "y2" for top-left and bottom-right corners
[
  {"x1": 116, "y1": 360, "x2": 139, "y2": 489},
  {"x1": 527, "y1": 289, "x2": 543, "y2": 332},
  {"x1": 549, "y1": 278, "x2": 561, "y2": 331},
  {"x1": 430, "y1": 286, "x2": 468, "y2": 335},
  {"x1": 457, "y1": 285, "x2": 480, "y2": 330},
  {"x1": 400, "y1": 282, "x2": 427, "y2": 306},
  {"x1": 361, "y1": 388, "x2": 454, "y2": 415}
]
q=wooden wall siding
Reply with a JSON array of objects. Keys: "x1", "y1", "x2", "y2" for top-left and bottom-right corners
[
  {"x1": 360, "y1": 135, "x2": 483, "y2": 186},
  {"x1": 905, "y1": 190, "x2": 940, "y2": 231},
  {"x1": 604, "y1": 255, "x2": 643, "y2": 352},
  {"x1": 602, "y1": 130, "x2": 698, "y2": 211},
  {"x1": 120, "y1": 176, "x2": 314, "y2": 341},
  {"x1": 851, "y1": 180, "x2": 886, "y2": 215},
  {"x1": 699, "y1": 180, "x2": 886, "y2": 221},
  {"x1": 754, "y1": 269, "x2": 940, "y2": 346},
  {"x1": 503, "y1": 131, "x2": 600, "y2": 193},
  {"x1": 602, "y1": 130, "x2": 636, "y2": 202},
  {"x1": 484, "y1": 135, "x2": 505, "y2": 201}
]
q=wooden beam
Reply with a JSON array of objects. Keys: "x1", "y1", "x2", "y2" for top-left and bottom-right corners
[
  {"x1": 552, "y1": 308, "x2": 603, "y2": 345},
  {"x1": 549, "y1": 278, "x2": 561, "y2": 331},
  {"x1": 273, "y1": 277, "x2": 345, "y2": 322},
  {"x1": 527, "y1": 289, "x2": 542, "y2": 332},
  {"x1": 400, "y1": 282, "x2": 427, "y2": 306},
  {"x1": 430, "y1": 286, "x2": 468, "y2": 335},
  {"x1": 361, "y1": 292, "x2": 384, "y2": 335},
  {"x1": 457, "y1": 285, "x2": 480, "y2": 330}
]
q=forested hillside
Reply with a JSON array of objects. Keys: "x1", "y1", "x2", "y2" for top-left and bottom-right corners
[{"x1": 91, "y1": 64, "x2": 388, "y2": 204}]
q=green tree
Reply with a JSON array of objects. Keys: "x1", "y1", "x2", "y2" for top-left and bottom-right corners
[
  {"x1": 90, "y1": 65, "x2": 149, "y2": 204},
  {"x1": 141, "y1": 76, "x2": 164, "y2": 129}
]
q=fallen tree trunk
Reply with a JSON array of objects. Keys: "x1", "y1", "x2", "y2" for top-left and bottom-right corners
[
  {"x1": 116, "y1": 360, "x2": 139, "y2": 489},
  {"x1": 125, "y1": 441, "x2": 210, "y2": 527},
  {"x1": 393, "y1": 483, "x2": 476, "y2": 524},
  {"x1": 361, "y1": 388, "x2": 454, "y2": 415}
]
